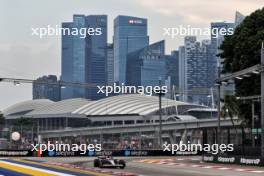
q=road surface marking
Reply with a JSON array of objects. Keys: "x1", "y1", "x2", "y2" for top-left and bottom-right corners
[
  {"x1": 135, "y1": 159, "x2": 264, "y2": 174},
  {"x1": 250, "y1": 170, "x2": 264, "y2": 173},
  {"x1": 0, "y1": 160, "x2": 64, "y2": 176}
]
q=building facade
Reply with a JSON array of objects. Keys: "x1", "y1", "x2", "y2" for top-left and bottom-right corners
[
  {"x1": 211, "y1": 12, "x2": 245, "y2": 98},
  {"x1": 165, "y1": 50, "x2": 179, "y2": 99},
  {"x1": 33, "y1": 75, "x2": 61, "y2": 102},
  {"x1": 178, "y1": 45, "x2": 187, "y2": 102},
  {"x1": 85, "y1": 15, "x2": 107, "y2": 100},
  {"x1": 107, "y1": 43, "x2": 114, "y2": 85},
  {"x1": 126, "y1": 40, "x2": 166, "y2": 88},
  {"x1": 179, "y1": 36, "x2": 215, "y2": 105},
  {"x1": 61, "y1": 15, "x2": 107, "y2": 100},
  {"x1": 61, "y1": 15, "x2": 86, "y2": 99},
  {"x1": 113, "y1": 16, "x2": 149, "y2": 84}
]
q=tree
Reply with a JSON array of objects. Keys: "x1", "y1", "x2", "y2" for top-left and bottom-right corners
[
  {"x1": 220, "y1": 7, "x2": 264, "y2": 124},
  {"x1": 0, "y1": 113, "x2": 5, "y2": 127},
  {"x1": 220, "y1": 95, "x2": 239, "y2": 132},
  {"x1": 0, "y1": 113, "x2": 5, "y2": 138},
  {"x1": 13, "y1": 117, "x2": 33, "y2": 127}
]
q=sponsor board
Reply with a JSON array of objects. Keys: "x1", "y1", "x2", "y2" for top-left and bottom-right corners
[
  {"x1": 203, "y1": 154, "x2": 264, "y2": 166},
  {"x1": 0, "y1": 149, "x2": 201, "y2": 157}
]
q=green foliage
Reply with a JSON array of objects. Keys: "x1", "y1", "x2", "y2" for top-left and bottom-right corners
[
  {"x1": 221, "y1": 95, "x2": 240, "y2": 132},
  {"x1": 221, "y1": 95, "x2": 239, "y2": 118},
  {"x1": 220, "y1": 7, "x2": 264, "y2": 124},
  {"x1": 0, "y1": 113, "x2": 5, "y2": 126},
  {"x1": 13, "y1": 117, "x2": 33, "y2": 126},
  {"x1": 220, "y1": 7, "x2": 264, "y2": 73}
]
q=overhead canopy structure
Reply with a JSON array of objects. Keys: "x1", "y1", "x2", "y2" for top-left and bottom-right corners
[
  {"x1": 72, "y1": 94, "x2": 205, "y2": 116},
  {"x1": 3, "y1": 94, "x2": 206, "y2": 120},
  {"x1": 26, "y1": 98, "x2": 90, "y2": 118},
  {"x1": 3, "y1": 99, "x2": 53, "y2": 119}
]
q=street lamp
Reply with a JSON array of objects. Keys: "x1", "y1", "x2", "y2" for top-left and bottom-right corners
[
  {"x1": 158, "y1": 77, "x2": 163, "y2": 149},
  {"x1": 235, "y1": 76, "x2": 243, "y2": 80},
  {"x1": 261, "y1": 42, "x2": 264, "y2": 157},
  {"x1": 13, "y1": 81, "x2": 20, "y2": 86}
]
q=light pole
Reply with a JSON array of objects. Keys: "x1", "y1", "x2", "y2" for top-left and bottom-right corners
[
  {"x1": 261, "y1": 42, "x2": 264, "y2": 157},
  {"x1": 216, "y1": 63, "x2": 221, "y2": 146},
  {"x1": 217, "y1": 83, "x2": 221, "y2": 146},
  {"x1": 158, "y1": 78, "x2": 163, "y2": 148},
  {"x1": 252, "y1": 101, "x2": 255, "y2": 147}
]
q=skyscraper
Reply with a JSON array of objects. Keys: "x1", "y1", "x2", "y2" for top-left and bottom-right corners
[
  {"x1": 211, "y1": 22, "x2": 235, "y2": 71},
  {"x1": 235, "y1": 11, "x2": 245, "y2": 28},
  {"x1": 126, "y1": 40, "x2": 166, "y2": 88},
  {"x1": 107, "y1": 43, "x2": 114, "y2": 85},
  {"x1": 85, "y1": 15, "x2": 107, "y2": 100},
  {"x1": 179, "y1": 37, "x2": 214, "y2": 105},
  {"x1": 166, "y1": 50, "x2": 179, "y2": 88},
  {"x1": 61, "y1": 15, "x2": 107, "y2": 100},
  {"x1": 33, "y1": 75, "x2": 61, "y2": 102},
  {"x1": 61, "y1": 15, "x2": 87, "y2": 100},
  {"x1": 165, "y1": 50, "x2": 179, "y2": 99},
  {"x1": 178, "y1": 45, "x2": 187, "y2": 102},
  {"x1": 113, "y1": 16, "x2": 149, "y2": 84},
  {"x1": 211, "y1": 12, "x2": 245, "y2": 98}
]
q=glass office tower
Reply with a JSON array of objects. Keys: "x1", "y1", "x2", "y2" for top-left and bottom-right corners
[
  {"x1": 179, "y1": 36, "x2": 214, "y2": 105},
  {"x1": 61, "y1": 15, "x2": 107, "y2": 100},
  {"x1": 211, "y1": 21, "x2": 235, "y2": 99},
  {"x1": 113, "y1": 16, "x2": 149, "y2": 85},
  {"x1": 85, "y1": 15, "x2": 107, "y2": 100},
  {"x1": 166, "y1": 50, "x2": 179, "y2": 88},
  {"x1": 107, "y1": 43, "x2": 114, "y2": 85},
  {"x1": 33, "y1": 75, "x2": 61, "y2": 102},
  {"x1": 165, "y1": 51, "x2": 179, "y2": 99},
  {"x1": 61, "y1": 15, "x2": 87, "y2": 99},
  {"x1": 126, "y1": 40, "x2": 166, "y2": 88}
]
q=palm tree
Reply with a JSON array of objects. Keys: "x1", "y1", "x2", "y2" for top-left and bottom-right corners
[
  {"x1": 220, "y1": 95, "x2": 240, "y2": 134},
  {"x1": 0, "y1": 113, "x2": 5, "y2": 126},
  {"x1": 0, "y1": 112, "x2": 5, "y2": 138}
]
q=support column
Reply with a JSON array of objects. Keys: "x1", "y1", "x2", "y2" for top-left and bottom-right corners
[
  {"x1": 261, "y1": 42, "x2": 264, "y2": 157},
  {"x1": 202, "y1": 128, "x2": 207, "y2": 146},
  {"x1": 252, "y1": 101, "x2": 255, "y2": 147}
]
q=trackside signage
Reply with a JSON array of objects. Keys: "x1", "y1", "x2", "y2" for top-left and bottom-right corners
[
  {"x1": 0, "y1": 150, "x2": 200, "y2": 157},
  {"x1": 203, "y1": 155, "x2": 264, "y2": 166}
]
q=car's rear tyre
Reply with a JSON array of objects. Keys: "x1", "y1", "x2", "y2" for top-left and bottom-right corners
[
  {"x1": 119, "y1": 160, "x2": 126, "y2": 169},
  {"x1": 98, "y1": 160, "x2": 103, "y2": 168},
  {"x1": 94, "y1": 159, "x2": 99, "y2": 167}
]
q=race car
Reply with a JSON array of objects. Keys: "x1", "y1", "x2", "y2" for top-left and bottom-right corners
[{"x1": 94, "y1": 156, "x2": 126, "y2": 169}]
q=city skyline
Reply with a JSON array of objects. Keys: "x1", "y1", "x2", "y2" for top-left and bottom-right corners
[{"x1": 0, "y1": 0, "x2": 262, "y2": 109}]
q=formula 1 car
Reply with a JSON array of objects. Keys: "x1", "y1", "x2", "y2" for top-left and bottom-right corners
[{"x1": 94, "y1": 156, "x2": 126, "y2": 169}]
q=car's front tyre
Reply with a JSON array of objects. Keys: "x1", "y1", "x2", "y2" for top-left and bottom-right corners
[{"x1": 119, "y1": 160, "x2": 126, "y2": 169}]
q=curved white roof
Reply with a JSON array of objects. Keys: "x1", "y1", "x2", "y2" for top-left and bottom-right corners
[
  {"x1": 73, "y1": 94, "x2": 202, "y2": 116},
  {"x1": 27, "y1": 98, "x2": 90, "y2": 116},
  {"x1": 3, "y1": 94, "x2": 206, "y2": 119},
  {"x1": 3, "y1": 99, "x2": 53, "y2": 117}
]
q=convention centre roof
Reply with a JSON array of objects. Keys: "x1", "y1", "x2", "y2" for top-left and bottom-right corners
[{"x1": 3, "y1": 94, "x2": 205, "y2": 119}]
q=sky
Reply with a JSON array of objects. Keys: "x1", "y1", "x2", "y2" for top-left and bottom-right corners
[{"x1": 0, "y1": 0, "x2": 263, "y2": 110}]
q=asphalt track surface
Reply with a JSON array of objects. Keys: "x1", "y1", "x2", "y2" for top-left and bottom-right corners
[
  {"x1": 81, "y1": 156, "x2": 264, "y2": 176},
  {"x1": 1, "y1": 156, "x2": 264, "y2": 176}
]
